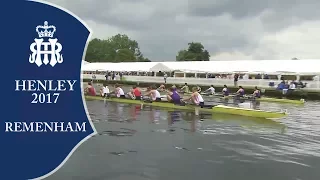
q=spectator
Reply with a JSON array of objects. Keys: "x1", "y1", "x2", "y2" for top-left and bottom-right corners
[
  {"x1": 164, "y1": 73, "x2": 168, "y2": 84},
  {"x1": 112, "y1": 72, "x2": 115, "y2": 80},
  {"x1": 297, "y1": 80, "x2": 306, "y2": 88},
  {"x1": 313, "y1": 75, "x2": 319, "y2": 81},
  {"x1": 234, "y1": 73, "x2": 239, "y2": 86},
  {"x1": 284, "y1": 81, "x2": 289, "y2": 89},
  {"x1": 91, "y1": 74, "x2": 96, "y2": 82},
  {"x1": 120, "y1": 72, "x2": 123, "y2": 81},
  {"x1": 289, "y1": 82, "x2": 296, "y2": 90},
  {"x1": 276, "y1": 81, "x2": 285, "y2": 90}
]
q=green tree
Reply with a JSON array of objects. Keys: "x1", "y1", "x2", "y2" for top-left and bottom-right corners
[
  {"x1": 188, "y1": 42, "x2": 204, "y2": 54},
  {"x1": 115, "y1": 49, "x2": 136, "y2": 62},
  {"x1": 176, "y1": 42, "x2": 210, "y2": 61},
  {"x1": 85, "y1": 34, "x2": 150, "y2": 62},
  {"x1": 176, "y1": 50, "x2": 187, "y2": 61}
]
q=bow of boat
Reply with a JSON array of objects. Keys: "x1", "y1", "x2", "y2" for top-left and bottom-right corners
[{"x1": 212, "y1": 105, "x2": 287, "y2": 119}]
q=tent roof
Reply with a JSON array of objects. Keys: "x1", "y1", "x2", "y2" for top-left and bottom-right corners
[
  {"x1": 82, "y1": 60, "x2": 320, "y2": 74},
  {"x1": 82, "y1": 62, "x2": 158, "y2": 72}
]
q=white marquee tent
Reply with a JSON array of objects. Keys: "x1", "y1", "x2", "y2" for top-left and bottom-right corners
[
  {"x1": 82, "y1": 60, "x2": 320, "y2": 74},
  {"x1": 82, "y1": 62, "x2": 158, "y2": 72}
]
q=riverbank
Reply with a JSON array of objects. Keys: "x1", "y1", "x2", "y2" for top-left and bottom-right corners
[{"x1": 83, "y1": 79, "x2": 320, "y2": 100}]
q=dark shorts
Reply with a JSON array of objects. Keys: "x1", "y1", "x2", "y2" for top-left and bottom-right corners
[
  {"x1": 120, "y1": 95, "x2": 126, "y2": 98},
  {"x1": 102, "y1": 93, "x2": 110, "y2": 97},
  {"x1": 198, "y1": 102, "x2": 204, "y2": 107},
  {"x1": 135, "y1": 96, "x2": 141, "y2": 100},
  {"x1": 154, "y1": 98, "x2": 162, "y2": 102}
]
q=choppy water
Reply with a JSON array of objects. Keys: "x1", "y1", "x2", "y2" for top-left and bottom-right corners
[{"x1": 47, "y1": 85, "x2": 320, "y2": 180}]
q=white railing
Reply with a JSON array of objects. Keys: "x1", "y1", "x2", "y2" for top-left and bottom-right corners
[{"x1": 82, "y1": 74, "x2": 320, "y2": 89}]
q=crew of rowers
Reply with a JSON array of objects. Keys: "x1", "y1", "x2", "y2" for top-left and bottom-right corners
[
  {"x1": 180, "y1": 83, "x2": 261, "y2": 99},
  {"x1": 85, "y1": 81, "x2": 261, "y2": 105},
  {"x1": 85, "y1": 82, "x2": 205, "y2": 106},
  {"x1": 148, "y1": 85, "x2": 205, "y2": 106}
]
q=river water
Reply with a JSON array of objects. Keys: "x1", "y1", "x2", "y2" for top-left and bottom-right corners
[{"x1": 46, "y1": 85, "x2": 320, "y2": 180}]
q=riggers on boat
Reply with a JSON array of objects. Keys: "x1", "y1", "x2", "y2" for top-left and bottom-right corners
[
  {"x1": 254, "y1": 97, "x2": 305, "y2": 104},
  {"x1": 183, "y1": 92, "x2": 305, "y2": 105},
  {"x1": 85, "y1": 96, "x2": 287, "y2": 119}
]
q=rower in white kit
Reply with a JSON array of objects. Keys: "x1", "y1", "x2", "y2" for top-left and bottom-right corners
[
  {"x1": 100, "y1": 83, "x2": 110, "y2": 97},
  {"x1": 113, "y1": 84, "x2": 126, "y2": 98},
  {"x1": 183, "y1": 87, "x2": 204, "y2": 106},
  {"x1": 144, "y1": 85, "x2": 162, "y2": 101},
  {"x1": 204, "y1": 85, "x2": 215, "y2": 95}
]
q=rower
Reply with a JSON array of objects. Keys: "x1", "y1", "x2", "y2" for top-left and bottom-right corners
[
  {"x1": 196, "y1": 85, "x2": 202, "y2": 93},
  {"x1": 222, "y1": 85, "x2": 229, "y2": 96},
  {"x1": 86, "y1": 82, "x2": 96, "y2": 96},
  {"x1": 180, "y1": 83, "x2": 189, "y2": 93},
  {"x1": 158, "y1": 84, "x2": 166, "y2": 92},
  {"x1": 236, "y1": 86, "x2": 245, "y2": 97},
  {"x1": 183, "y1": 87, "x2": 204, "y2": 106},
  {"x1": 128, "y1": 85, "x2": 142, "y2": 100},
  {"x1": 167, "y1": 87, "x2": 181, "y2": 104},
  {"x1": 144, "y1": 85, "x2": 161, "y2": 102},
  {"x1": 100, "y1": 83, "x2": 110, "y2": 97},
  {"x1": 204, "y1": 85, "x2": 215, "y2": 95},
  {"x1": 114, "y1": 84, "x2": 125, "y2": 98},
  {"x1": 252, "y1": 86, "x2": 261, "y2": 98}
]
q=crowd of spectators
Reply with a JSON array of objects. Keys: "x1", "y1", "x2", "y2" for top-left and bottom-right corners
[{"x1": 84, "y1": 70, "x2": 318, "y2": 90}]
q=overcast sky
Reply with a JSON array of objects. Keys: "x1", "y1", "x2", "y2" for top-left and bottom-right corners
[{"x1": 46, "y1": 0, "x2": 320, "y2": 61}]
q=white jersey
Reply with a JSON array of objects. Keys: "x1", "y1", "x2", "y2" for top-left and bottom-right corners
[
  {"x1": 289, "y1": 83, "x2": 296, "y2": 89},
  {"x1": 102, "y1": 86, "x2": 109, "y2": 94},
  {"x1": 194, "y1": 93, "x2": 204, "y2": 104},
  {"x1": 208, "y1": 87, "x2": 215, "y2": 94},
  {"x1": 152, "y1": 90, "x2": 161, "y2": 100},
  {"x1": 116, "y1": 88, "x2": 125, "y2": 97}
]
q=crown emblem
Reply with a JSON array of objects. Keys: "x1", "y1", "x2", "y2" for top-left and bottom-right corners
[{"x1": 36, "y1": 21, "x2": 56, "y2": 38}]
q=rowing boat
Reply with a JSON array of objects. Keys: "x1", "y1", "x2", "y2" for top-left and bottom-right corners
[
  {"x1": 182, "y1": 92, "x2": 304, "y2": 104},
  {"x1": 85, "y1": 96, "x2": 287, "y2": 119}
]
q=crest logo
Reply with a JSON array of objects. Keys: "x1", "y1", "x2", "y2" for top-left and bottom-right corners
[{"x1": 29, "y1": 21, "x2": 63, "y2": 67}]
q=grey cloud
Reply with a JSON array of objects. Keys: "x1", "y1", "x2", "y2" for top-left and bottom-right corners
[
  {"x1": 187, "y1": 0, "x2": 272, "y2": 19},
  {"x1": 187, "y1": 0, "x2": 320, "y2": 31},
  {"x1": 44, "y1": 0, "x2": 319, "y2": 60}
]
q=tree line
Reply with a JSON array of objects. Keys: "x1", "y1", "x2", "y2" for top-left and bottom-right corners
[
  {"x1": 85, "y1": 34, "x2": 211, "y2": 62},
  {"x1": 85, "y1": 34, "x2": 150, "y2": 62}
]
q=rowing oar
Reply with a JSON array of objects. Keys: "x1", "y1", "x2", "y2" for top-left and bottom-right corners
[
  {"x1": 203, "y1": 93, "x2": 259, "y2": 101},
  {"x1": 159, "y1": 95, "x2": 241, "y2": 107}
]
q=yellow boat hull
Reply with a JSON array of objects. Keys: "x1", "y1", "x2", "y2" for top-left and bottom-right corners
[{"x1": 85, "y1": 96, "x2": 286, "y2": 119}]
